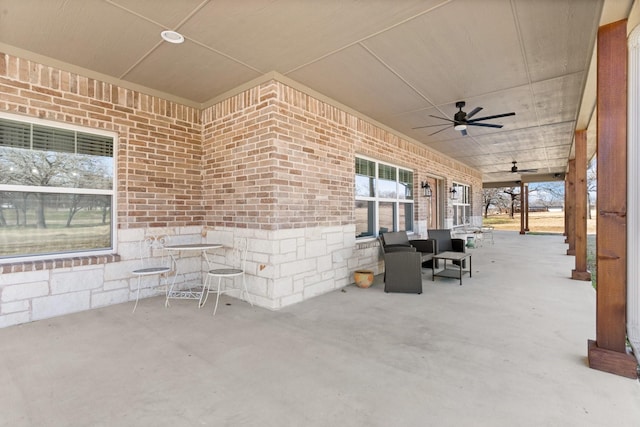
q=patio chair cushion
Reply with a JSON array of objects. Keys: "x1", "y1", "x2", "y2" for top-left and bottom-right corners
[
  {"x1": 380, "y1": 231, "x2": 434, "y2": 267},
  {"x1": 381, "y1": 231, "x2": 413, "y2": 247},
  {"x1": 383, "y1": 251, "x2": 423, "y2": 294}
]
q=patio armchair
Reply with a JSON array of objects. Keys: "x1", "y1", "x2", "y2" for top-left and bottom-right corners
[
  {"x1": 380, "y1": 231, "x2": 435, "y2": 267},
  {"x1": 427, "y1": 229, "x2": 466, "y2": 268},
  {"x1": 382, "y1": 247, "x2": 423, "y2": 294}
]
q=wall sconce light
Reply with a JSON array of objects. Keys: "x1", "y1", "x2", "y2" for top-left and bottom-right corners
[
  {"x1": 449, "y1": 187, "x2": 457, "y2": 200},
  {"x1": 421, "y1": 181, "x2": 432, "y2": 198}
]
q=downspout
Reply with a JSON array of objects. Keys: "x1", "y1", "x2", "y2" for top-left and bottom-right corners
[{"x1": 628, "y1": 25, "x2": 640, "y2": 364}]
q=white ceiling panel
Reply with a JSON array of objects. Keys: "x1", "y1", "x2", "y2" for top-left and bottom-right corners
[
  {"x1": 531, "y1": 73, "x2": 585, "y2": 125},
  {"x1": 109, "y1": 0, "x2": 207, "y2": 28},
  {"x1": 0, "y1": 0, "x2": 627, "y2": 185},
  {"x1": 0, "y1": 0, "x2": 162, "y2": 77},
  {"x1": 179, "y1": 0, "x2": 447, "y2": 73},
  {"x1": 514, "y1": 0, "x2": 604, "y2": 82},
  {"x1": 287, "y1": 44, "x2": 429, "y2": 120},
  {"x1": 362, "y1": 0, "x2": 527, "y2": 106},
  {"x1": 125, "y1": 41, "x2": 262, "y2": 103}
]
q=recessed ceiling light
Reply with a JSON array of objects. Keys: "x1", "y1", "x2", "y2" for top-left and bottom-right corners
[{"x1": 161, "y1": 30, "x2": 184, "y2": 44}]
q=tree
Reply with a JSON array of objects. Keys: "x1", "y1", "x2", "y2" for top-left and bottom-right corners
[
  {"x1": 502, "y1": 187, "x2": 520, "y2": 218},
  {"x1": 482, "y1": 188, "x2": 507, "y2": 217},
  {"x1": 587, "y1": 157, "x2": 597, "y2": 219},
  {"x1": 0, "y1": 147, "x2": 111, "y2": 228},
  {"x1": 528, "y1": 182, "x2": 564, "y2": 209}
]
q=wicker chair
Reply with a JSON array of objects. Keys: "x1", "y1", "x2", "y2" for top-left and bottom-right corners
[{"x1": 427, "y1": 229, "x2": 466, "y2": 268}]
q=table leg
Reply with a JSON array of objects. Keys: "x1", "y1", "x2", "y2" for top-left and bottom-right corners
[{"x1": 165, "y1": 252, "x2": 179, "y2": 307}]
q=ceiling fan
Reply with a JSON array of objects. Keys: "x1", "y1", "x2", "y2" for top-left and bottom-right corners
[
  {"x1": 510, "y1": 161, "x2": 538, "y2": 173},
  {"x1": 413, "y1": 101, "x2": 515, "y2": 136}
]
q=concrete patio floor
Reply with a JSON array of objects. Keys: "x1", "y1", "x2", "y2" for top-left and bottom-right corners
[{"x1": 1, "y1": 231, "x2": 639, "y2": 427}]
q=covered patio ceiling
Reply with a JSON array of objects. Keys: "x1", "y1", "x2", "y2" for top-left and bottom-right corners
[{"x1": 0, "y1": 0, "x2": 633, "y2": 185}]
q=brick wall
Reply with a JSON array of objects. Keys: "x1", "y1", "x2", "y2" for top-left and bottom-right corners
[
  {"x1": 200, "y1": 79, "x2": 482, "y2": 309},
  {"x1": 202, "y1": 81, "x2": 355, "y2": 230},
  {"x1": 0, "y1": 51, "x2": 483, "y2": 326},
  {"x1": 202, "y1": 79, "x2": 482, "y2": 232},
  {"x1": 0, "y1": 53, "x2": 204, "y2": 230}
]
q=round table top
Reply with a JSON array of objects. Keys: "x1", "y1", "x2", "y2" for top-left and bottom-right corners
[{"x1": 164, "y1": 243, "x2": 223, "y2": 251}]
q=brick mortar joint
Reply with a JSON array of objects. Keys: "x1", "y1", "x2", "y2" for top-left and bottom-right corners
[{"x1": 0, "y1": 254, "x2": 121, "y2": 275}]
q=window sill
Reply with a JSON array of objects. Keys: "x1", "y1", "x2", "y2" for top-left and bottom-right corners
[{"x1": 0, "y1": 254, "x2": 121, "y2": 274}]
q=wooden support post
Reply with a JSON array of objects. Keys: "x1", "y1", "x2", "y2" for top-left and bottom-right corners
[
  {"x1": 572, "y1": 130, "x2": 591, "y2": 281},
  {"x1": 519, "y1": 181, "x2": 526, "y2": 234},
  {"x1": 524, "y1": 184, "x2": 529, "y2": 232},
  {"x1": 565, "y1": 159, "x2": 576, "y2": 255},
  {"x1": 588, "y1": 19, "x2": 637, "y2": 379}
]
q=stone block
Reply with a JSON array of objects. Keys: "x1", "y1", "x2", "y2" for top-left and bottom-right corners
[
  {"x1": 103, "y1": 278, "x2": 129, "y2": 292},
  {"x1": 1, "y1": 300, "x2": 29, "y2": 314},
  {"x1": 32, "y1": 291, "x2": 91, "y2": 321},
  {"x1": 104, "y1": 259, "x2": 139, "y2": 281},
  {"x1": 270, "y1": 278, "x2": 293, "y2": 298},
  {"x1": 279, "y1": 238, "x2": 298, "y2": 254},
  {"x1": 280, "y1": 258, "x2": 316, "y2": 277},
  {"x1": 303, "y1": 279, "x2": 335, "y2": 299},
  {"x1": 317, "y1": 255, "x2": 333, "y2": 273},
  {"x1": 91, "y1": 288, "x2": 130, "y2": 308},
  {"x1": 2, "y1": 281, "x2": 49, "y2": 302},
  {"x1": 279, "y1": 292, "x2": 303, "y2": 308},
  {"x1": 51, "y1": 267, "x2": 103, "y2": 294},
  {"x1": 0, "y1": 311, "x2": 31, "y2": 328},
  {"x1": 0, "y1": 270, "x2": 48, "y2": 286},
  {"x1": 306, "y1": 239, "x2": 327, "y2": 256}
]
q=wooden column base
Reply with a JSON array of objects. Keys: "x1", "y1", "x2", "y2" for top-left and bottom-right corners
[
  {"x1": 588, "y1": 340, "x2": 638, "y2": 379},
  {"x1": 571, "y1": 270, "x2": 591, "y2": 281}
]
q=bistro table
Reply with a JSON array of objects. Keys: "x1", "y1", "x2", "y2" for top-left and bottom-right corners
[
  {"x1": 432, "y1": 251, "x2": 472, "y2": 286},
  {"x1": 164, "y1": 243, "x2": 223, "y2": 307}
]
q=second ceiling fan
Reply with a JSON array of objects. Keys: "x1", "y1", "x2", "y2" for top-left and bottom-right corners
[{"x1": 413, "y1": 101, "x2": 516, "y2": 136}]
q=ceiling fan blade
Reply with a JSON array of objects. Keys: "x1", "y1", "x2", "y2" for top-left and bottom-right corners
[
  {"x1": 428, "y1": 114, "x2": 455, "y2": 123},
  {"x1": 511, "y1": 167, "x2": 538, "y2": 173},
  {"x1": 428, "y1": 126, "x2": 451, "y2": 136},
  {"x1": 465, "y1": 107, "x2": 483, "y2": 119},
  {"x1": 467, "y1": 112, "x2": 515, "y2": 122},
  {"x1": 412, "y1": 123, "x2": 449, "y2": 130},
  {"x1": 467, "y1": 122, "x2": 503, "y2": 128}
]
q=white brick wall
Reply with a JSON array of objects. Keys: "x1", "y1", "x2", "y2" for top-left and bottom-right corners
[
  {"x1": 0, "y1": 227, "x2": 217, "y2": 328},
  {"x1": 204, "y1": 223, "x2": 366, "y2": 310},
  {"x1": 32, "y1": 291, "x2": 92, "y2": 321}
]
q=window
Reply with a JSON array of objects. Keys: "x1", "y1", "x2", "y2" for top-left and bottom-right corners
[
  {"x1": 451, "y1": 182, "x2": 471, "y2": 226},
  {"x1": 0, "y1": 113, "x2": 116, "y2": 262},
  {"x1": 355, "y1": 156, "x2": 413, "y2": 238}
]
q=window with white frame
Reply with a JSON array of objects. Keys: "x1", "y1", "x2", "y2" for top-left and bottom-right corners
[
  {"x1": 355, "y1": 156, "x2": 414, "y2": 238},
  {"x1": 451, "y1": 182, "x2": 471, "y2": 226},
  {"x1": 0, "y1": 113, "x2": 116, "y2": 262}
]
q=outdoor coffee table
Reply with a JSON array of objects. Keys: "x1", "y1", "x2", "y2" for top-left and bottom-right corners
[{"x1": 432, "y1": 251, "x2": 472, "y2": 286}]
